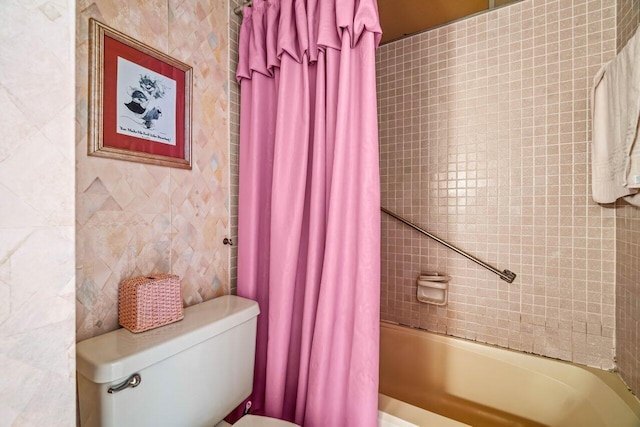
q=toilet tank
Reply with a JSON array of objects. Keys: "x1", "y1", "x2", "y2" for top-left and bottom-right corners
[{"x1": 76, "y1": 295, "x2": 259, "y2": 427}]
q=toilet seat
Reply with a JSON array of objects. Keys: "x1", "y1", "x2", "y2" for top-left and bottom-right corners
[{"x1": 234, "y1": 414, "x2": 300, "y2": 427}]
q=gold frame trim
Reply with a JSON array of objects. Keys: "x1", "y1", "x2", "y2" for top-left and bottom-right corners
[{"x1": 88, "y1": 18, "x2": 192, "y2": 169}]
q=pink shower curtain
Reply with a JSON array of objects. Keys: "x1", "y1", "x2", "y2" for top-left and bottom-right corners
[{"x1": 236, "y1": 1, "x2": 381, "y2": 425}]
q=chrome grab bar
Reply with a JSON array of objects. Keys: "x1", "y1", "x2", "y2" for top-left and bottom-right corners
[{"x1": 381, "y1": 207, "x2": 517, "y2": 284}]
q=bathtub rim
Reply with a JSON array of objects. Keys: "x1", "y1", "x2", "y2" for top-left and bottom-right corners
[{"x1": 380, "y1": 321, "x2": 640, "y2": 423}]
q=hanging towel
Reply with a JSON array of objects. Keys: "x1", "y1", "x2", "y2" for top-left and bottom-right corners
[{"x1": 591, "y1": 27, "x2": 640, "y2": 206}]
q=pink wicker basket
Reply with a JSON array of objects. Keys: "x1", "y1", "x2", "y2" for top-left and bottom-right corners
[{"x1": 118, "y1": 274, "x2": 184, "y2": 333}]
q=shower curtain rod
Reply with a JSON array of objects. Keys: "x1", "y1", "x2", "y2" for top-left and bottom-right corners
[
  {"x1": 381, "y1": 207, "x2": 517, "y2": 283},
  {"x1": 234, "y1": 0, "x2": 252, "y2": 16}
]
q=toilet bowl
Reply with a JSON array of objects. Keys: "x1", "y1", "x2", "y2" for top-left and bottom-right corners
[{"x1": 76, "y1": 296, "x2": 299, "y2": 427}]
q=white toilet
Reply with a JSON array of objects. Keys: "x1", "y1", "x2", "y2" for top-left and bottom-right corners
[{"x1": 76, "y1": 295, "x2": 298, "y2": 427}]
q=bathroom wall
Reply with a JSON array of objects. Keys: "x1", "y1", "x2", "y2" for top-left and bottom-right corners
[
  {"x1": 615, "y1": 0, "x2": 640, "y2": 396},
  {"x1": 229, "y1": 0, "x2": 242, "y2": 294},
  {"x1": 76, "y1": 0, "x2": 230, "y2": 340},
  {"x1": 377, "y1": 0, "x2": 618, "y2": 369},
  {"x1": 616, "y1": 204, "x2": 640, "y2": 395},
  {"x1": 0, "y1": 1, "x2": 76, "y2": 424},
  {"x1": 617, "y1": 0, "x2": 640, "y2": 51}
]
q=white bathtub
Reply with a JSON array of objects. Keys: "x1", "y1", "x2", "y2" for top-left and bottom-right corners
[{"x1": 378, "y1": 322, "x2": 640, "y2": 427}]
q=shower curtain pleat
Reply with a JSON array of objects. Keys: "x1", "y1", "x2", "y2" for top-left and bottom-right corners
[{"x1": 236, "y1": 1, "x2": 381, "y2": 425}]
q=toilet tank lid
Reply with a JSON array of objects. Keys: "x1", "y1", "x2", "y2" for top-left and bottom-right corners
[
  {"x1": 76, "y1": 295, "x2": 260, "y2": 384},
  {"x1": 235, "y1": 415, "x2": 301, "y2": 427}
]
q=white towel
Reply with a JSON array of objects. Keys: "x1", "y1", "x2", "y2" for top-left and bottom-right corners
[{"x1": 591, "y1": 27, "x2": 640, "y2": 206}]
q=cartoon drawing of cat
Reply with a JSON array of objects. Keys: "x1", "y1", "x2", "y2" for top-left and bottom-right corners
[{"x1": 124, "y1": 74, "x2": 167, "y2": 129}]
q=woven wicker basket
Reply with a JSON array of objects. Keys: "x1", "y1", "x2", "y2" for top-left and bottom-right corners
[{"x1": 118, "y1": 274, "x2": 184, "y2": 333}]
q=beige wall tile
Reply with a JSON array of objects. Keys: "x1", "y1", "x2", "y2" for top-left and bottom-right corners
[
  {"x1": 615, "y1": 0, "x2": 640, "y2": 396},
  {"x1": 75, "y1": 0, "x2": 230, "y2": 340},
  {"x1": 228, "y1": 0, "x2": 243, "y2": 294},
  {"x1": 0, "y1": 1, "x2": 76, "y2": 425},
  {"x1": 617, "y1": 0, "x2": 640, "y2": 51},
  {"x1": 377, "y1": 0, "x2": 618, "y2": 370}
]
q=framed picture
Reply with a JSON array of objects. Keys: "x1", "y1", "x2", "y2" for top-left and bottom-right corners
[{"x1": 88, "y1": 19, "x2": 192, "y2": 169}]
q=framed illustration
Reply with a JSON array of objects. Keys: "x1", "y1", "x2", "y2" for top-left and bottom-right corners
[{"x1": 88, "y1": 19, "x2": 192, "y2": 169}]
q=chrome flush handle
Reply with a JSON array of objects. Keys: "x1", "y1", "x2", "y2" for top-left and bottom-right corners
[{"x1": 107, "y1": 373, "x2": 142, "y2": 394}]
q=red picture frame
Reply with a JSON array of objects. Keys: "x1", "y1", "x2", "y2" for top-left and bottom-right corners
[{"x1": 88, "y1": 19, "x2": 192, "y2": 169}]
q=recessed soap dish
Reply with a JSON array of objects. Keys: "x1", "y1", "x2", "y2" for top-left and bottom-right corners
[{"x1": 417, "y1": 272, "x2": 450, "y2": 306}]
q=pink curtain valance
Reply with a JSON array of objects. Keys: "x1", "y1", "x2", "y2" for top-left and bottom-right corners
[{"x1": 237, "y1": 0, "x2": 382, "y2": 81}]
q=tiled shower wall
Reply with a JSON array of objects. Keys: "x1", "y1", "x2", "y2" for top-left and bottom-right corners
[
  {"x1": 0, "y1": 1, "x2": 76, "y2": 424},
  {"x1": 617, "y1": 204, "x2": 640, "y2": 395},
  {"x1": 76, "y1": 0, "x2": 230, "y2": 340},
  {"x1": 377, "y1": 0, "x2": 618, "y2": 368},
  {"x1": 229, "y1": 0, "x2": 242, "y2": 294},
  {"x1": 617, "y1": 0, "x2": 640, "y2": 51},
  {"x1": 615, "y1": 0, "x2": 640, "y2": 396}
]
